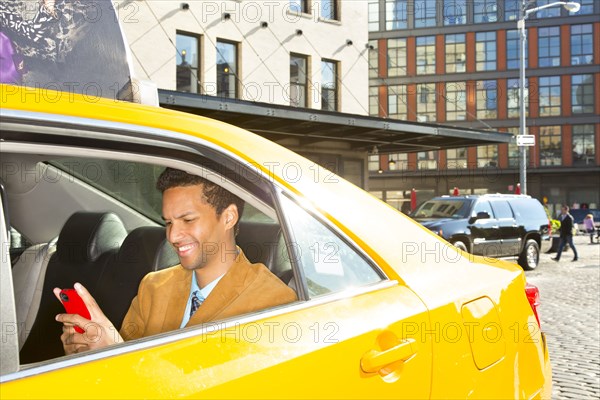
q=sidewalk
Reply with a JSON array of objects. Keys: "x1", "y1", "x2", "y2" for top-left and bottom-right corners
[{"x1": 545, "y1": 233, "x2": 600, "y2": 265}]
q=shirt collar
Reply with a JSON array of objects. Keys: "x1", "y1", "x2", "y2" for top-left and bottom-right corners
[{"x1": 191, "y1": 270, "x2": 225, "y2": 299}]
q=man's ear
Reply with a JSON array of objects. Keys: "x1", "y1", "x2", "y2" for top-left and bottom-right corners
[{"x1": 223, "y1": 204, "x2": 239, "y2": 230}]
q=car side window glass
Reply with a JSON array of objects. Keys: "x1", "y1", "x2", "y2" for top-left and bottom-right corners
[
  {"x1": 279, "y1": 195, "x2": 383, "y2": 298},
  {"x1": 472, "y1": 200, "x2": 494, "y2": 218},
  {"x1": 490, "y1": 200, "x2": 514, "y2": 219}
]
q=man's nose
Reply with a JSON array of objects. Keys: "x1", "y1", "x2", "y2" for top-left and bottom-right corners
[{"x1": 168, "y1": 223, "x2": 183, "y2": 243}]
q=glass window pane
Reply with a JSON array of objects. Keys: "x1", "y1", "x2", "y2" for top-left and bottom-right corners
[
  {"x1": 216, "y1": 40, "x2": 238, "y2": 98},
  {"x1": 280, "y1": 195, "x2": 383, "y2": 298},
  {"x1": 290, "y1": 54, "x2": 307, "y2": 107},
  {"x1": 176, "y1": 33, "x2": 200, "y2": 93},
  {"x1": 444, "y1": 0, "x2": 467, "y2": 25},
  {"x1": 386, "y1": 0, "x2": 408, "y2": 30},
  {"x1": 572, "y1": 74, "x2": 594, "y2": 114},
  {"x1": 540, "y1": 126, "x2": 562, "y2": 166},
  {"x1": 572, "y1": 125, "x2": 596, "y2": 166}
]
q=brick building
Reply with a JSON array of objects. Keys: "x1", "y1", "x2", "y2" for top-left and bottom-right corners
[{"x1": 367, "y1": 0, "x2": 600, "y2": 215}]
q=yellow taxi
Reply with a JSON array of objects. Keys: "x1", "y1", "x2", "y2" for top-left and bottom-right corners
[{"x1": 0, "y1": 85, "x2": 551, "y2": 399}]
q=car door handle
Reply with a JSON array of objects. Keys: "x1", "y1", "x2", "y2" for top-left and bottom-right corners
[{"x1": 360, "y1": 338, "x2": 416, "y2": 373}]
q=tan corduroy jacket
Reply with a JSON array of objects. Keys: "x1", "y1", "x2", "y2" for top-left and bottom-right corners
[{"x1": 119, "y1": 250, "x2": 297, "y2": 341}]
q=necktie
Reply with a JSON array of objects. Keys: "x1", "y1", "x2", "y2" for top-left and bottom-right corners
[{"x1": 189, "y1": 290, "x2": 204, "y2": 318}]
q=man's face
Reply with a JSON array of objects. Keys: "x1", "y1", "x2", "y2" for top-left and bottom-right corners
[
  {"x1": 162, "y1": 184, "x2": 229, "y2": 270},
  {"x1": 561, "y1": 207, "x2": 567, "y2": 214}
]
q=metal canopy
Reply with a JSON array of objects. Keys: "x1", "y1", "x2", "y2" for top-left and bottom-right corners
[{"x1": 159, "y1": 90, "x2": 511, "y2": 153}]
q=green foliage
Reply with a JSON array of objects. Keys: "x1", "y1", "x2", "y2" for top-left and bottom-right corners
[{"x1": 551, "y1": 219, "x2": 561, "y2": 233}]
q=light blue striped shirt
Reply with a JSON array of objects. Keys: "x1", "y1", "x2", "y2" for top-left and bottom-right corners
[{"x1": 180, "y1": 272, "x2": 224, "y2": 328}]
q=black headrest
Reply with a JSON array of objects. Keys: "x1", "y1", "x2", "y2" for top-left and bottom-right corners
[
  {"x1": 57, "y1": 212, "x2": 127, "y2": 263},
  {"x1": 236, "y1": 221, "x2": 281, "y2": 267},
  {"x1": 117, "y1": 226, "x2": 179, "y2": 271}
]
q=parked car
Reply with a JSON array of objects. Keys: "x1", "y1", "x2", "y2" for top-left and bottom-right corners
[
  {"x1": 411, "y1": 194, "x2": 551, "y2": 270},
  {"x1": 0, "y1": 85, "x2": 551, "y2": 398}
]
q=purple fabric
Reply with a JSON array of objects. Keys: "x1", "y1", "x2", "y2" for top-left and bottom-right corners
[{"x1": 0, "y1": 31, "x2": 22, "y2": 84}]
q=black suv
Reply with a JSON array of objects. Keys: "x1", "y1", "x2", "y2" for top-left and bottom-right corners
[{"x1": 411, "y1": 194, "x2": 551, "y2": 270}]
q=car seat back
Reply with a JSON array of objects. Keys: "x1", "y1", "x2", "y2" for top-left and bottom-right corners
[
  {"x1": 19, "y1": 212, "x2": 127, "y2": 364},
  {"x1": 95, "y1": 226, "x2": 178, "y2": 330}
]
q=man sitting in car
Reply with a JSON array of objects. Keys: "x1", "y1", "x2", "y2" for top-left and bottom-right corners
[{"x1": 54, "y1": 168, "x2": 297, "y2": 354}]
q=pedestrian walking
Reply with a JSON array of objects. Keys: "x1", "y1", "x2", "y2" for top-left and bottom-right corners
[
  {"x1": 552, "y1": 205, "x2": 579, "y2": 261},
  {"x1": 583, "y1": 214, "x2": 596, "y2": 244}
]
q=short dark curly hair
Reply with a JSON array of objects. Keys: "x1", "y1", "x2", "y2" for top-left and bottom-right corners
[{"x1": 156, "y1": 168, "x2": 245, "y2": 235}]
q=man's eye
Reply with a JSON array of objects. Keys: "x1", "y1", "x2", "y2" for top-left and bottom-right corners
[
  {"x1": 164, "y1": 221, "x2": 172, "y2": 226},
  {"x1": 184, "y1": 219, "x2": 195, "y2": 223}
]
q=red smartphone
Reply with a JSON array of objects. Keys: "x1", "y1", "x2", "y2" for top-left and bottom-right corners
[{"x1": 59, "y1": 289, "x2": 91, "y2": 334}]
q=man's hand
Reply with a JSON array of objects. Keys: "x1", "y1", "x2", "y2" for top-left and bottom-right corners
[{"x1": 54, "y1": 283, "x2": 124, "y2": 355}]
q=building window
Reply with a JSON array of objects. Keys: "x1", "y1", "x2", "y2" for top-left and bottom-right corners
[
  {"x1": 290, "y1": 54, "x2": 308, "y2": 107},
  {"x1": 368, "y1": 154, "x2": 380, "y2": 171},
  {"x1": 388, "y1": 153, "x2": 408, "y2": 170},
  {"x1": 444, "y1": 0, "x2": 466, "y2": 25},
  {"x1": 504, "y1": 0, "x2": 519, "y2": 21},
  {"x1": 290, "y1": 0, "x2": 309, "y2": 13},
  {"x1": 572, "y1": 74, "x2": 594, "y2": 114},
  {"x1": 477, "y1": 145, "x2": 498, "y2": 167},
  {"x1": 321, "y1": 60, "x2": 338, "y2": 111},
  {"x1": 387, "y1": 38, "x2": 407, "y2": 77},
  {"x1": 415, "y1": 0, "x2": 437, "y2": 28},
  {"x1": 474, "y1": 0, "x2": 497, "y2": 23},
  {"x1": 476, "y1": 80, "x2": 497, "y2": 119},
  {"x1": 369, "y1": 40, "x2": 378, "y2": 78},
  {"x1": 571, "y1": 0, "x2": 594, "y2": 15},
  {"x1": 506, "y1": 29, "x2": 527, "y2": 70},
  {"x1": 476, "y1": 31, "x2": 497, "y2": 71},
  {"x1": 176, "y1": 32, "x2": 200, "y2": 93},
  {"x1": 445, "y1": 34, "x2": 466, "y2": 73},
  {"x1": 445, "y1": 82, "x2": 466, "y2": 121},
  {"x1": 507, "y1": 127, "x2": 529, "y2": 168},
  {"x1": 536, "y1": 0, "x2": 561, "y2": 18},
  {"x1": 571, "y1": 24, "x2": 594, "y2": 65},
  {"x1": 368, "y1": 1, "x2": 379, "y2": 31},
  {"x1": 216, "y1": 40, "x2": 238, "y2": 99},
  {"x1": 416, "y1": 36, "x2": 436, "y2": 75},
  {"x1": 446, "y1": 148, "x2": 467, "y2": 168},
  {"x1": 388, "y1": 85, "x2": 408, "y2": 120},
  {"x1": 538, "y1": 76, "x2": 561, "y2": 116},
  {"x1": 369, "y1": 86, "x2": 380, "y2": 116},
  {"x1": 538, "y1": 27, "x2": 560, "y2": 67},
  {"x1": 507, "y1": 78, "x2": 528, "y2": 118},
  {"x1": 540, "y1": 126, "x2": 562, "y2": 166},
  {"x1": 386, "y1": 0, "x2": 408, "y2": 30},
  {"x1": 417, "y1": 151, "x2": 438, "y2": 170},
  {"x1": 572, "y1": 125, "x2": 596, "y2": 166},
  {"x1": 321, "y1": 0, "x2": 338, "y2": 20},
  {"x1": 417, "y1": 83, "x2": 437, "y2": 122}
]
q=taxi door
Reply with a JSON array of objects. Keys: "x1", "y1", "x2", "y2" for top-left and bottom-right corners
[{"x1": 0, "y1": 195, "x2": 433, "y2": 399}]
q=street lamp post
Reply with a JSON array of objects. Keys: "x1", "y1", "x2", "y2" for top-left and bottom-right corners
[{"x1": 518, "y1": 0, "x2": 580, "y2": 195}]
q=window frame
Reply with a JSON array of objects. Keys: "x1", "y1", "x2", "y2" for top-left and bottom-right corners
[
  {"x1": 475, "y1": 31, "x2": 497, "y2": 72},
  {"x1": 216, "y1": 39, "x2": 240, "y2": 99},
  {"x1": 0, "y1": 108, "x2": 392, "y2": 378},
  {"x1": 571, "y1": 74, "x2": 594, "y2": 114},
  {"x1": 176, "y1": 31, "x2": 202, "y2": 94},
  {"x1": 539, "y1": 125, "x2": 562, "y2": 167},
  {"x1": 290, "y1": 53, "x2": 309, "y2": 108},
  {"x1": 538, "y1": 26, "x2": 561, "y2": 68},
  {"x1": 321, "y1": 59, "x2": 339, "y2": 112}
]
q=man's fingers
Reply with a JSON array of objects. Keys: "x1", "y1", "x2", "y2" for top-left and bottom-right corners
[
  {"x1": 53, "y1": 287, "x2": 63, "y2": 303},
  {"x1": 56, "y1": 312, "x2": 90, "y2": 329},
  {"x1": 73, "y1": 282, "x2": 102, "y2": 318}
]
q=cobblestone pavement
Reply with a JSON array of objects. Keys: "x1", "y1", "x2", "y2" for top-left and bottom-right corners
[{"x1": 525, "y1": 235, "x2": 600, "y2": 400}]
